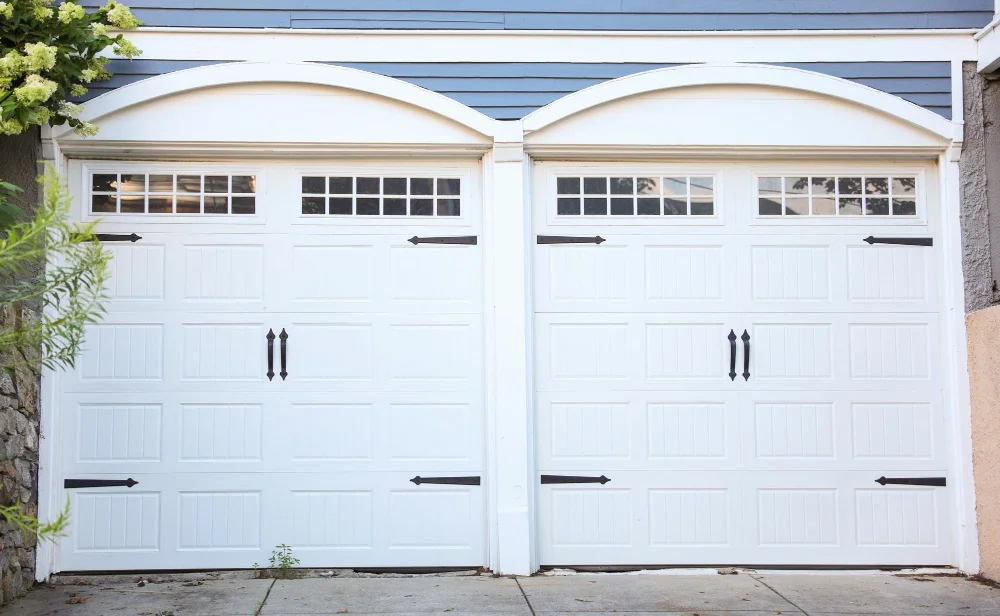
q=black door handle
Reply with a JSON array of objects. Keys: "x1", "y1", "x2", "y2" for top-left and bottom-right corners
[
  {"x1": 266, "y1": 329, "x2": 275, "y2": 381},
  {"x1": 728, "y1": 329, "x2": 737, "y2": 381},
  {"x1": 279, "y1": 328, "x2": 288, "y2": 381},
  {"x1": 741, "y1": 329, "x2": 750, "y2": 381}
]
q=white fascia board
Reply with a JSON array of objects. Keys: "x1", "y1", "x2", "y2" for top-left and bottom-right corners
[
  {"x1": 976, "y1": 16, "x2": 1000, "y2": 72},
  {"x1": 121, "y1": 28, "x2": 977, "y2": 63}
]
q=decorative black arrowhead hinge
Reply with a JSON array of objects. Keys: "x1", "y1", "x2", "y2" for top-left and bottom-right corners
[
  {"x1": 64, "y1": 478, "x2": 138, "y2": 489},
  {"x1": 537, "y1": 235, "x2": 606, "y2": 245},
  {"x1": 875, "y1": 476, "x2": 946, "y2": 487},
  {"x1": 408, "y1": 236, "x2": 477, "y2": 245},
  {"x1": 863, "y1": 236, "x2": 933, "y2": 246},
  {"x1": 410, "y1": 476, "x2": 480, "y2": 486},
  {"x1": 541, "y1": 475, "x2": 610, "y2": 484},
  {"x1": 74, "y1": 232, "x2": 142, "y2": 242}
]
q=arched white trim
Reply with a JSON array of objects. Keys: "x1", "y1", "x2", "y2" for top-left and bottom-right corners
[
  {"x1": 55, "y1": 61, "x2": 497, "y2": 139},
  {"x1": 523, "y1": 63, "x2": 956, "y2": 142}
]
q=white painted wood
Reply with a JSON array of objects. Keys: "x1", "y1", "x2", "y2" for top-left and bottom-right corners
[
  {"x1": 533, "y1": 161, "x2": 951, "y2": 566},
  {"x1": 524, "y1": 65, "x2": 954, "y2": 144},
  {"x1": 54, "y1": 159, "x2": 487, "y2": 572},
  {"x1": 123, "y1": 29, "x2": 977, "y2": 64}
]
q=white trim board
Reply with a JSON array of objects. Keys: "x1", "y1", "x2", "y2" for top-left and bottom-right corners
[{"x1": 118, "y1": 29, "x2": 977, "y2": 63}]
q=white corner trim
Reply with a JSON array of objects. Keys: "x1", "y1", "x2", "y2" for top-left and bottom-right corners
[
  {"x1": 522, "y1": 63, "x2": 956, "y2": 141},
  {"x1": 977, "y1": 17, "x2": 1000, "y2": 72},
  {"x1": 56, "y1": 61, "x2": 497, "y2": 140}
]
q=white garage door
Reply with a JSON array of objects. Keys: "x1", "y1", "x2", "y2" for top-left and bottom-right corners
[
  {"x1": 534, "y1": 163, "x2": 952, "y2": 566},
  {"x1": 57, "y1": 161, "x2": 486, "y2": 571}
]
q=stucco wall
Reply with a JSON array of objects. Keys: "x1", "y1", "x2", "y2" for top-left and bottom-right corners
[
  {"x1": 967, "y1": 305, "x2": 1000, "y2": 581},
  {"x1": 0, "y1": 130, "x2": 42, "y2": 605}
]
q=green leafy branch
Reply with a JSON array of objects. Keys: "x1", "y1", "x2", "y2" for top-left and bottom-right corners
[{"x1": 0, "y1": 500, "x2": 70, "y2": 542}]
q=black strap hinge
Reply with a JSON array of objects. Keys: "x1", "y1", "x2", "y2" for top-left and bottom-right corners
[
  {"x1": 863, "y1": 236, "x2": 932, "y2": 247},
  {"x1": 875, "y1": 476, "x2": 946, "y2": 487},
  {"x1": 408, "y1": 236, "x2": 477, "y2": 245},
  {"x1": 537, "y1": 235, "x2": 606, "y2": 245},
  {"x1": 410, "y1": 476, "x2": 480, "y2": 486},
  {"x1": 541, "y1": 474, "x2": 610, "y2": 485},
  {"x1": 64, "y1": 478, "x2": 138, "y2": 489}
]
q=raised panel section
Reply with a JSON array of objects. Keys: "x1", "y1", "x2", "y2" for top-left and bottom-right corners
[
  {"x1": 646, "y1": 324, "x2": 725, "y2": 380},
  {"x1": 292, "y1": 324, "x2": 373, "y2": 382},
  {"x1": 81, "y1": 324, "x2": 164, "y2": 381},
  {"x1": 855, "y1": 489, "x2": 937, "y2": 546},
  {"x1": 290, "y1": 491, "x2": 373, "y2": 549},
  {"x1": 390, "y1": 325, "x2": 472, "y2": 382},
  {"x1": 847, "y1": 246, "x2": 928, "y2": 302},
  {"x1": 292, "y1": 246, "x2": 374, "y2": 301},
  {"x1": 179, "y1": 404, "x2": 262, "y2": 461},
  {"x1": 645, "y1": 246, "x2": 723, "y2": 301},
  {"x1": 550, "y1": 403, "x2": 630, "y2": 460},
  {"x1": 181, "y1": 324, "x2": 261, "y2": 381},
  {"x1": 849, "y1": 324, "x2": 930, "y2": 380},
  {"x1": 387, "y1": 403, "x2": 472, "y2": 461},
  {"x1": 754, "y1": 403, "x2": 835, "y2": 459},
  {"x1": 852, "y1": 403, "x2": 933, "y2": 459},
  {"x1": 647, "y1": 403, "x2": 726, "y2": 458},
  {"x1": 390, "y1": 246, "x2": 477, "y2": 302},
  {"x1": 751, "y1": 246, "x2": 830, "y2": 301},
  {"x1": 183, "y1": 245, "x2": 263, "y2": 301},
  {"x1": 757, "y1": 489, "x2": 838, "y2": 546},
  {"x1": 178, "y1": 492, "x2": 260, "y2": 550},
  {"x1": 550, "y1": 324, "x2": 629, "y2": 380},
  {"x1": 551, "y1": 489, "x2": 631, "y2": 547},
  {"x1": 549, "y1": 246, "x2": 627, "y2": 301},
  {"x1": 78, "y1": 404, "x2": 161, "y2": 462},
  {"x1": 753, "y1": 324, "x2": 832, "y2": 379},
  {"x1": 291, "y1": 404, "x2": 372, "y2": 461},
  {"x1": 387, "y1": 490, "x2": 475, "y2": 548},
  {"x1": 74, "y1": 492, "x2": 159, "y2": 551},
  {"x1": 106, "y1": 244, "x2": 165, "y2": 300},
  {"x1": 649, "y1": 489, "x2": 728, "y2": 546}
]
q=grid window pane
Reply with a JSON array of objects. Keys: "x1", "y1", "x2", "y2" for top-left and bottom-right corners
[
  {"x1": 384, "y1": 178, "x2": 407, "y2": 195},
  {"x1": 556, "y1": 175, "x2": 715, "y2": 217},
  {"x1": 91, "y1": 194, "x2": 116, "y2": 212},
  {"x1": 437, "y1": 178, "x2": 461, "y2": 196},
  {"x1": 302, "y1": 176, "x2": 325, "y2": 194},
  {"x1": 583, "y1": 177, "x2": 607, "y2": 194},
  {"x1": 148, "y1": 196, "x2": 173, "y2": 213},
  {"x1": 204, "y1": 195, "x2": 228, "y2": 214},
  {"x1": 329, "y1": 198, "x2": 352, "y2": 215},
  {"x1": 557, "y1": 197, "x2": 581, "y2": 215},
  {"x1": 302, "y1": 197, "x2": 325, "y2": 215},
  {"x1": 329, "y1": 177, "x2": 352, "y2": 194},
  {"x1": 149, "y1": 174, "x2": 173, "y2": 193},
  {"x1": 92, "y1": 174, "x2": 117, "y2": 192},
  {"x1": 231, "y1": 197, "x2": 255, "y2": 215},
  {"x1": 176, "y1": 195, "x2": 200, "y2": 213},
  {"x1": 383, "y1": 198, "x2": 407, "y2": 215},
  {"x1": 410, "y1": 178, "x2": 433, "y2": 195},
  {"x1": 759, "y1": 174, "x2": 918, "y2": 218},
  {"x1": 120, "y1": 195, "x2": 145, "y2": 213},
  {"x1": 120, "y1": 174, "x2": 145, "y2": 193},
  {"x1": 356, "y1": 198, "x2": 379, "y2": 215},
  {"x1": 204, "y1": 176, "x2": 229, "y2": 193},
  {"x1": 557, "y1": 177, "x2": 581, "y2": 194}
]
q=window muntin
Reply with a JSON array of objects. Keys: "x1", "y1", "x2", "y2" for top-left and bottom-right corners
[
  {"x1": 90, "y1": 173, "x2": 256, "y2": 215},
  {"x1": 556, "y1": 176, "x2": 715, "y2": 216},
  {"x1": 757, "y1": 175, "x2": 916, "y2": 217},
  {"x1": 301, "y1": 176, "x2": 461, "y2": 217}
]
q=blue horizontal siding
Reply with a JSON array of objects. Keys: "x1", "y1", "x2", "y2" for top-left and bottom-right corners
[
  {"x1": 77, "y1": 1, "x2": 993, "y2": 30},
  {"x1": 80, "y1": 60, "x2": 952, "y2": 120}
]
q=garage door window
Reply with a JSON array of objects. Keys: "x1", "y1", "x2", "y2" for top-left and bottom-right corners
[
  {"x1": 556, "y1": 176, "x2": 714, "y2": 216},
  {"x1": 758, "y1": 175, "x2": 916, "y2": 217},
  {"x1": 301, "y1": 176, "x2": 461, "y2": 217},
  {"x1": 91, "y1": 172, "x2": 256, "y2": 215}
]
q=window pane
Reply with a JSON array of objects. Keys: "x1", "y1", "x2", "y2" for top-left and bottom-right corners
[
  {"x1": 356, "y1": 198, "x2": 379, "y2": 215},
  {"x1": 410, "y1": 198, "x2": 433, "y2": 216},
  {"x1": 839, "y1": 197, "x2": 862, "y2": 215},
  {"x1": 148, "y1": 196, "x2": 173, "y2": 213},
  {"x1": 176, "y1": 195, "x2": 200, "y2": 213},
  {"x1": 583, "y1": 197, "x2": 607, "y2": 215},
  {"x1": 663, "y1": 177, "x2": 687, "y2": 196},
  {"x1": 357, "y1": 177, "x2": 379, "y2": 195},
  {"x1": 410, "y1": 178, "x2": 433, "y2": 196},
  {"x1": 785, "y1": 197, "x2": 809, "y2": 216},
  {"x1": 91, "y1": 194, "x2": 116, "y2": 212},
  {"x1": 759, "y1": 198, "x2": 782, "y2": 216},
  {"x1": 690, "y1": 197, "x2": 714, "y2": 216},
  {"x1": 231, "y1": 197, "x2": 255, "y2": 215},
  {"x1": 384, "y1": 178, "x2": 407, "y2": 195},
  {"x1": 204, "y1": 195, "x2": 228, "y2": 214},
  {"x1": 119, "y1": 174, "x2": 145, "y2": 193},
  {"x1": 636, "y1": 197, "x2": 660, "y2": 215},
  {"x1": 784, "y1": 177, "x2": 808, "y2": 195},
  {"x1": 302, "y1": 176, "x2": 325, "y2": 194},
  {"x1": 383, "y1": 198, "x2": 406, "y2": 215},
  {"x1": 302, "y1": 197, "x2": 325, "y2": 215},
  {"x1": 866, "y1": 197, "x2": 890, "y2": 216},
  {"x1": 204, "y1": 176, "x2": 228, "y2": 193},
  {"x1": 811, "y1": 177, "x2": 835, "y2": 195},
  {"x1": 838, "y1": 177, "x2": 863, "y2": 195},
  {"x1": 664, "y1": 197, "x2": 687, "y2": 215},
  {"x1": 232, "y1": 176, "x2": 256, "y2": 194},
  {"x1": 329, "y1": 198, "x2": 352, "y2": 215},
  {"x1": 583, "y1": 177, "x2": 607, "y2": 194},
  {"x1": 329, "y1": 177, "x2": 352, "y2": 194},
  {"x1": 610, "y1": 177, "x2": 633, "y2": 195},
  {"x1": 893, "y1": 177, "x2": 916, "y2": 196},
  {"x1": 557, "y1": 197, "x2": 581, "y2": 215},
  {"x1": 437, "y1": 178, "x2": 461, "y2": 196},
  {"x1": 92, "y1": 174, "x2": 117, "y2": 192},
  {"x1": 610, "y1": 197, "x2": 633, "y2": 215},
  {"x1": 865, "y1": 177, "x2": 889, "y2": 194},
  {"x1": 813, "y1": 197, "x2": 836, "y2": 215},
  {"x1": 177, "y1": 175, "x2": 201, "y2": 193},
  {"x1": 149, "y1": 174, "x2": 173, "y2": 193},
  {"x1": 557, "y1": 177, "x2": 581, "y2": 194},
  {"x1": 636, "y1": 177, "x2": 658, "y2": 195},
  {"x1": 437, "y1": 199, "x2": 461, "y2": 216},
  {"x1": 892, "y1": 198, "x2": 917, "y2": 216},
  {"x1": 758, "y1": 177, "x2": 782, "y2": 195},
  {"x1": 690, "y1": 177, "x2": 714, "y2": 195},
  {"x1": 120, "y1": 195, "x2": 145, "y2": 213}
]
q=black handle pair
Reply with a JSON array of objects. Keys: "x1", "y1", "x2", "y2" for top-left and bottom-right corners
[
  {"x1": 728, "y1": 329, "x2": 750, "y2": 381},
  {"x1": 266, "y1": 328, "x2": 288, "y2": 381}
]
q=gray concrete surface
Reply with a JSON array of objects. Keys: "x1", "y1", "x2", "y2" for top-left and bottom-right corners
[{"x1": 1, "y1": 571, "x2": 998, "y2": 616}]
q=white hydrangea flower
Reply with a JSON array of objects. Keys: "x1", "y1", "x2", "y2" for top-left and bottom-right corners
[
  {"x1": 74, "y1": 121, "x2": 99, "y2": 137},
  {"x1": 0, "y1": 117, "x2": 25, "y2": 136},
  {"x1": 14, "y1": 73, "x2": 58, "y2": 105},
  {"x1": 23, "y1": 42, "x2": 58, "y2": 72},
  {"x1": 70, "y1": 83, "x2": 88, "y2": 97},
  {"x1": 80, "y1": 68, "x2": 97, "y2": 82},
  {"x1": 0, "y1": 51, "x2": 25, "y2": 79},
  {"x1": 58, "y1": 101, "x2": 84, "y2": 117},
  {"x1": 58, "y1": 2, "x2": 86, "y2": 23},
  {"x1": 0, "y1": 2, "x2": 14, "y2": 20},
  {"x1": 105, "y1": 2, "x2": 141, "y2": 29},
  {"x1": 91, "y1": 22, "x2": 109, "y2": 37},
  {"x1": 113, "y1": 39, "x2": 141, "y2": 59}
]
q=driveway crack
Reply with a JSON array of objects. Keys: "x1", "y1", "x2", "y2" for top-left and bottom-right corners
[
  {"x1": 515, "y1": 577, "x2": 537, "y2": 616},
  {"x1": 751, "y1": 574, "x2": 810, "y2": 616},
  {"x1": 254, "y1": 578, "x2": 277, "y2": 616}
]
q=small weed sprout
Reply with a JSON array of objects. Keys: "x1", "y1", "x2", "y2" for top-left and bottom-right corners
[{"x1": 254, "y1": 544, "x2": 300, "y2": 579}]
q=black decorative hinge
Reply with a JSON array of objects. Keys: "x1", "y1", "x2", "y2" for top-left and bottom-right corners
[
  {"x1": 408, "y1": 236, "x2": 478, "y2": 245},
  {"x1": 876, "y1": 476, "x2": 946, "y2": 487},
  {"x1": 410, "y1": 476, "x2": 481, "y2": 486},
  {"x1": 537, "y1": 235, "x2": 606, "y2": 245},
  {"x1": 541, "y1": 475, "x2": 610, "y2": 485},
  {"x1": 64, "y1": 478, "x2": 138, "y2": 489},
  {"x1": 73, "y1": 232, "x2": 142, "y2": 242},
  {"x1": 863, "y1": 236, "x2": 933, "y2": 247}
]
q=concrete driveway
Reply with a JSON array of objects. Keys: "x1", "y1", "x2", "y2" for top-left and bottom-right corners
[{"x1": 1, "y1": 569, "x2": 998, "y2": 616}]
